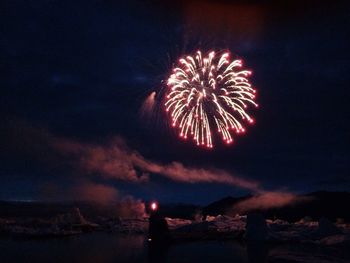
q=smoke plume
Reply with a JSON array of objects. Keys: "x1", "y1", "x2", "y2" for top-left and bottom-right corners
[
  {"x1": 54, "y1": 136, "x2": 259, "y2": 191},
  {"x1": 72, "y1": 182, "x2": 119, "y2": 204},
  {"x1": 139, "y1": 91, "x2": 156, "y2": 119},
  {"x1": 232, "y1": 191, "x2": 312, "y2": 213}
]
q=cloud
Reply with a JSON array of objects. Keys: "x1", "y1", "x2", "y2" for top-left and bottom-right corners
[
  {"x1": 72, "y1": 182, "x2": 146, "y2": 217},
  {"x1": 134, "y1": 158, "x2": 259, "y2": 190},
  {"x1": 40, "y1": 181, "x2": 146, "y2": 217},
  {"x1": 114, "y1": 195, "x2": 146, "y2": 218},
  {"x1": 2, "y1": 120, "x2": 308, "y2": 213},
  {"x1": 53, "y1": 137, "x2": 150, "y2": 182},
  {"x1": 73, "y1": 183, "x2": 146, "y2": 217},
  {"x1": 53, "y1": 136, "x2": 259, "y2": 191},
  {"x1": 1, "y1": 120, "x2": 260, "y2": 205},
  {"x1": 39, "y1": 181, "x2": 120, "y2": 204},
  {"x1": 232, "y1": 191, "x2": 312, "y2": 213},
  {"x1": 71, "y1": 182, "x2": 119, "y2": 204},
  {"x1": 0, "y1": 119, "x2": 55, "y2": 163}
]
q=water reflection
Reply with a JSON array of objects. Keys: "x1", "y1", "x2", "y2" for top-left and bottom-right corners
[
  {"x1": 0, "y1": 234, "x2": 349, "y2": 263},
  {"x1": 165, "y1": 240, "x2": 247, "y2": 263},
  {"x1": 246, "y1": 242, "x2": 268, "y2": 263},
  {"x1": 147, "y1": 240, "x2": 169, "y2": 263},
  {"x1": 0, "y1": 234, "x2": 147, "y2": 263}
]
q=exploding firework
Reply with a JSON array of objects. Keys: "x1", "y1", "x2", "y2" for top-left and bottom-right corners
[{"x1": 165, "y1": 50, "x2": 258, "y2": 148}]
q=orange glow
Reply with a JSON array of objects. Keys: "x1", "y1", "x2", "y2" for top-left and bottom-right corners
[{"x1": 183, "y1": 1, "x2": 265, "y2": 41}]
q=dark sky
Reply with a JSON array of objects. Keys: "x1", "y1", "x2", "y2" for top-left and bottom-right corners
[{"x1": 1, "y1": 0, "x2": 350, "y2": 204}]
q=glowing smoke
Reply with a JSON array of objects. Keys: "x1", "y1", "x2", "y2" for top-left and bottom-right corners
[
  {"x1": 54, "y1": 136, "x2": 259, "y2": 191},
  {"x1": 115, "y1": 195, "x2": 146, "y2": 218},
  {"x1": 4, "y1": 121, "x2": 303, "y2": 212},
  {"x1": 140, "y1": 91, "x2": 156, "y2": 119},
  {"x1": 72, "y1": 182, "x2": 119, "y2": 204},
  {"x1": 232, "y1": 191, "x2": 313, "y2": 213}
]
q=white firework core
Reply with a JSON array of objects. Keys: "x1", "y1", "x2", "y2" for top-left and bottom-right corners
[{"x1": 165, "y1": 50, "x2": 258, "y2": 148}]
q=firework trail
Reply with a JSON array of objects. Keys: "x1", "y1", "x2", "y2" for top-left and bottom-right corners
[
  {"x1": 165, "y1": 50, "x2": 258, "y2": 148},
  {"x1": 140, "y1": 91, "x2": 156, "y2": 118}
]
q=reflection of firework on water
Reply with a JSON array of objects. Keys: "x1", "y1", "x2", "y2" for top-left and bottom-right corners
[{"x1": 165, "y1": 50, "x2": 258, "y2": 148}]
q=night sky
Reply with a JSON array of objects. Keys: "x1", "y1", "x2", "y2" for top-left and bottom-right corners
[{"x1": 1, "y1": 0, "x2": 350, "y2": 204}]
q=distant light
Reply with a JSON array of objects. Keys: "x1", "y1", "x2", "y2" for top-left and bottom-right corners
[{"x1": 150, "y1": 202, "x2": 158, "y2": 211}]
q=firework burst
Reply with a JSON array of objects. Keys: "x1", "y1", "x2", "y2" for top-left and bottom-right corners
[{"x1": 165, "y1": 50, "x2": 258, "y2": 148}]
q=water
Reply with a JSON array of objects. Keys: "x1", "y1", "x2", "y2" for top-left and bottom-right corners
[
  {"x1": 0, "y1": 233, "x2": 247, "y2": 263},
  {"x1": 0, "y1": 233, "x2": 349, "y2": 263}
]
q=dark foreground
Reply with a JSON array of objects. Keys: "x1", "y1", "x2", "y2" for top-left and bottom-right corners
[
  {"x1": 1, "y1": 194, "x2": 350, "y2": 263},
  {"x1": 1, "y1": 232, "x2": 350, "y2": 263}
]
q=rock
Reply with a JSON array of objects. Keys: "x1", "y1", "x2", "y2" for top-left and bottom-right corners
[
  {"x1": 336, "y1": 218, "x2": 345, "y2": 224},
  {"x1": 319, "y1": 234, "x2": 350, "y2": 246},
  {"x1": 111, "y1": 218, "x2": 148, "y2": 234},
  {"x1": 311, "y1": 217, "x2": 342, "y2": 238},
  {"x1": 72, "y1": 208, "x2": 87, "y2": 224},
  {"x1": 175, "y1": 221, "x2": 214, "y2": 233},
  {"x1": 54, "y1": 208, "x2": 86, "y2": 225},
  {"x1": 205, "y1": 215, "x2": 216, "y2": 222},
  {"x1": 193, "y1": 210, "x2": 203, "y2": 223},
  {"x1": 165, "y1": 217, "x2": 192, "y2": 230},
  {"x1": 298, "y1": 216, "x2": 313, "y2": 224},
  {"x1": 268, "y1": 219, "x2": 290, "y2": 232}
]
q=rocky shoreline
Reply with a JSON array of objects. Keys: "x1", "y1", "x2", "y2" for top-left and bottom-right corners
[{"x1": 1, "y1": 208, "x2": 349, "y2": 248}]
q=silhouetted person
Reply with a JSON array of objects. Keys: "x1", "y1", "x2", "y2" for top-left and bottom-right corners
[
  {"x1": 148, "y1": 211, "x2": 170, "y2": 242},
  {"x1": 245, "y1": 213, "x2": 269, "y2": 263},
  {"x1": 148, "y1": 204, "x2": 170, "y2": 263},
  {"x1": 245, "y1": 213, "x2": 268, "y2": 241}
]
